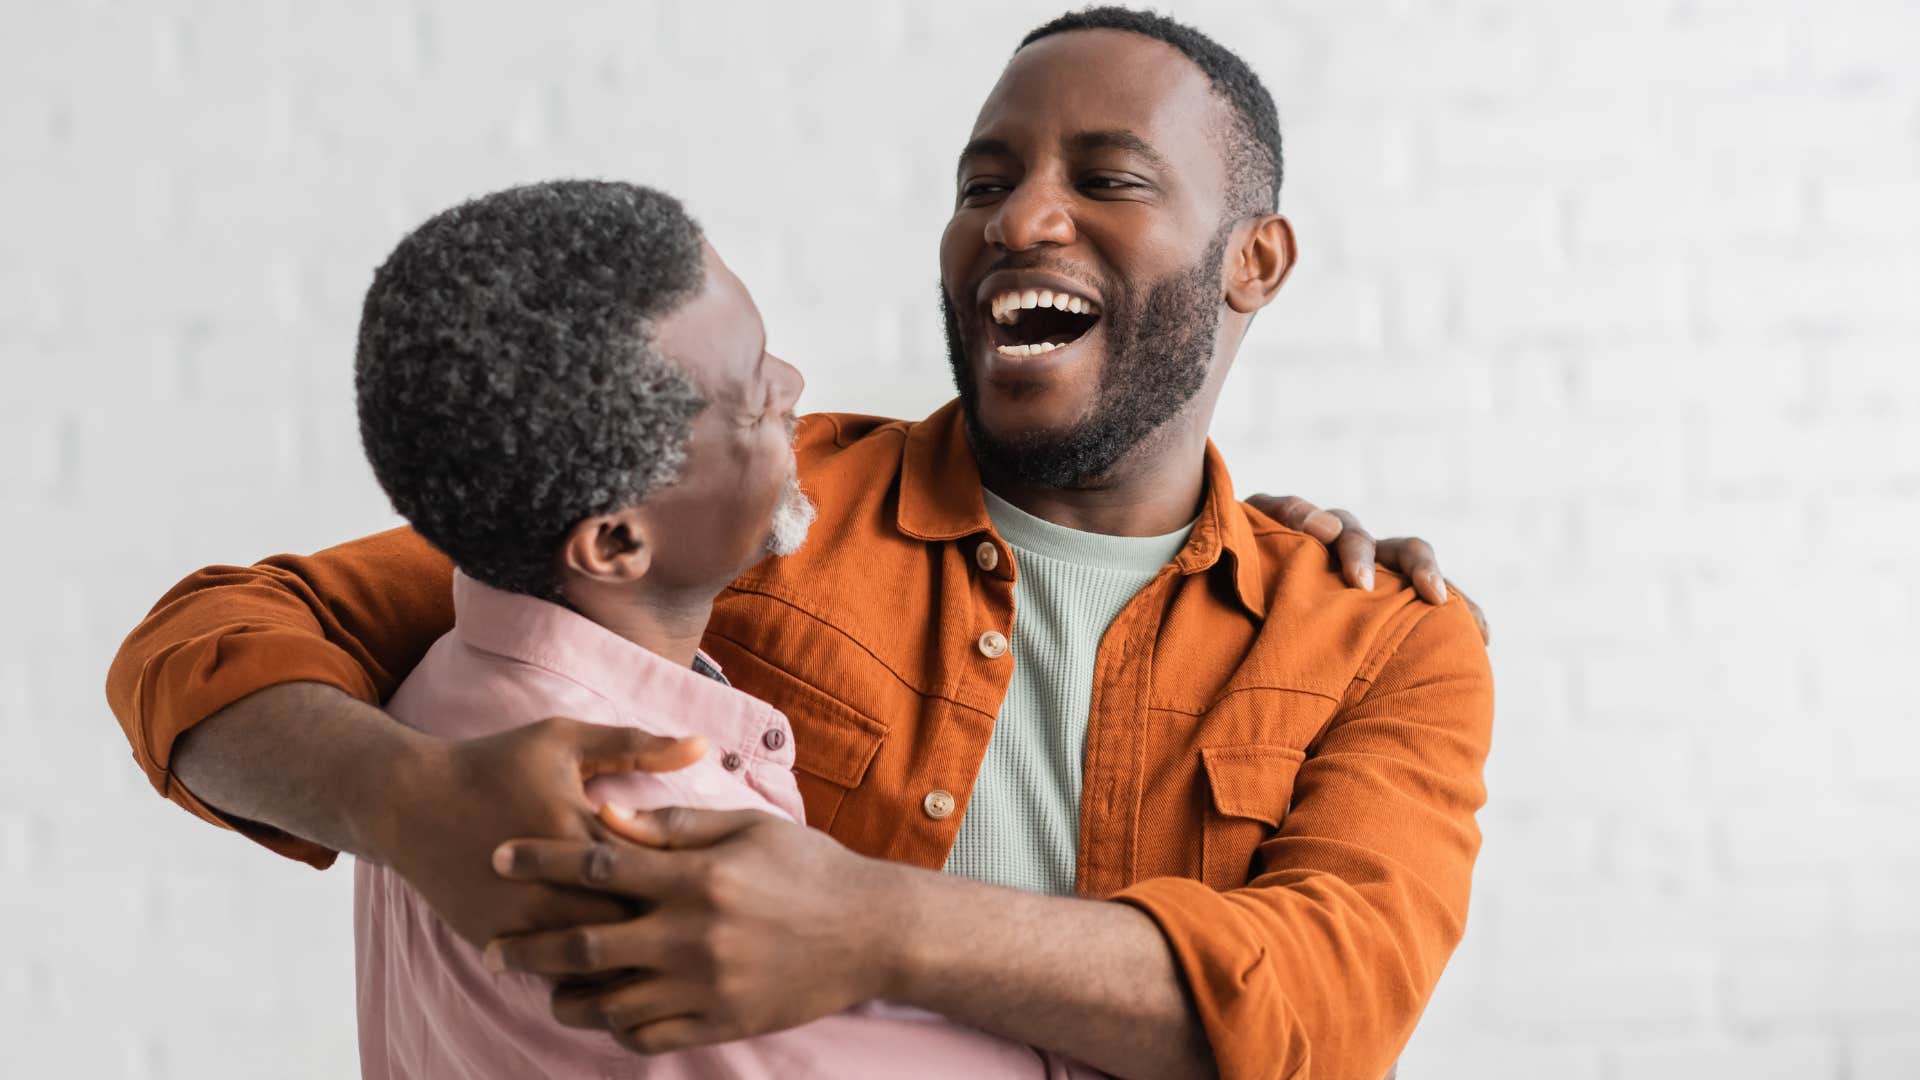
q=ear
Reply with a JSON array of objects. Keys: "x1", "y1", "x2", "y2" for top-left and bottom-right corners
[
  {"x1": 1223, "y1": 214, "x2": 1297, "y2": 315},
  {"x1": 557, "y1": 507, "x2": 653, "y2": 586}
]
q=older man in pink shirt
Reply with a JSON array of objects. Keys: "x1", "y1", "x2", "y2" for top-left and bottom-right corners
[
  {"x1": 349, "y1": 182, "x2": 1098, "y2": 1077},
  {"x1": 356, "y1": 572, "x2": 1090, "y2": 1078}
]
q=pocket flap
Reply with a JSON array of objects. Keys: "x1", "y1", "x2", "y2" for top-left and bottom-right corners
[
  {"x1": 776, "y1": 676, "x2": 887, "y2": 790},
  {"x1": 1201, "y1": 744, "x2": 1306, "y2": 826}
]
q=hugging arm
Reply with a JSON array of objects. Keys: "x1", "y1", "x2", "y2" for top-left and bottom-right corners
[
  {"x1": 105, "y1": 526, "x2": 454, "y2": 864},
  {"x1": 103, "y1": 526, "x2": 700, "y2": 943},
  {"x1": 490, "y1": 599, "x2": 1490, "y2": 1079}
]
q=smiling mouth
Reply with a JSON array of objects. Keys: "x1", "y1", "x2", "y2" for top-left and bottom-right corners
[{"x1": 984, "y1": 287, "x2": 1103, "y2": 358}]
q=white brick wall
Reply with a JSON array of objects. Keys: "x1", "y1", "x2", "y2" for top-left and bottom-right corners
[{"x1": 2, "y1": 0, "x2": 1915, "y2": 1075}]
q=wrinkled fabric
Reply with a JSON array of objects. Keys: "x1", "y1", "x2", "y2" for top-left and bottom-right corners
[{"x1": 356, "y1": 572, "x2": 1090, "y2": 1079}]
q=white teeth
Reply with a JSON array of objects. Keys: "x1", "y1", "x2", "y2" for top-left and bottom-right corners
[
  {"x1": 985, "y1": 288, "x2": 1100, "y2": 325},
  {"x1": 995, "y1": 341, "x2": 1063, "y2": 358}
]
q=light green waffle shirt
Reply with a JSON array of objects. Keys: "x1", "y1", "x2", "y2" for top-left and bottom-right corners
[{"x1": 941, "y1": 488, "x2": 1196, "y2": 896}]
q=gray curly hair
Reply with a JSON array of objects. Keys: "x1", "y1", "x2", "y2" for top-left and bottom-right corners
[{"x1": 356, "y1": 179, "x2": 709, "y2": 600}]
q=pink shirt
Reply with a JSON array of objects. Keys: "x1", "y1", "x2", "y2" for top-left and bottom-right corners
[{"x1": 356, "y1": 572, "x2": 1097, "y2": 1079}]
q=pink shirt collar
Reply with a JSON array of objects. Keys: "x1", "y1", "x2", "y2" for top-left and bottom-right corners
[{"x1": 450, "y1": 570, "x2": 778, "y2": 749}]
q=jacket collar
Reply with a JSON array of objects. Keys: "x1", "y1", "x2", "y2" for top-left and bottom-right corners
[{"x1": 895, "y1": 400, "x2": 1267, "y2": 619}]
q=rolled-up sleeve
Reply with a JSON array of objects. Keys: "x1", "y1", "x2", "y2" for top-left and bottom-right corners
[
  {"x1": 104, "y1": 526, "x2": 456, "y2": 867},
  {"x1": 1115, "y1": 596, "x2": 1494, "y2": 1080}
]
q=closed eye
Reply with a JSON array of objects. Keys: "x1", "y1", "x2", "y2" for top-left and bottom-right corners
[{"x1": 960, "y1": 180, "x2": 1009, "y2": 202}]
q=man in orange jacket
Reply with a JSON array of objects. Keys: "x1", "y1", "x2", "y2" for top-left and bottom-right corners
[{"x1": 108, "y1": 9, "x2": 1491, "y2": 1079}]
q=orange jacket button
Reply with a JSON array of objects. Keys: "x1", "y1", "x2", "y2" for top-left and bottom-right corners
[
  {"x1": 923, "y1": 789, "x2": 956, "y2": 819},
  {"x1": 977, "y1": 630, "x2": 1008, "y2": 658},
  {"x1": 974, "y1": 541, "x2": 999, "y2": 572}
]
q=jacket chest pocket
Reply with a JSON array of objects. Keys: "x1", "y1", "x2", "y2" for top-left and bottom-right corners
[
  {"x1": 711, "y1": 650, "x2": 887, "y2": 835},
  {"x1": 1199, "y1": 744, "x2": 1306, "y2": 891}
]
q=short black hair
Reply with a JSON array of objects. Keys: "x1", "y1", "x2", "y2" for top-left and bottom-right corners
[
  {"x1": 1019, "y1": 6, "x2": 1283, "y2": 217},
  {"x1": 356, "y1": 179, "x2": 708, "y2": 601}
]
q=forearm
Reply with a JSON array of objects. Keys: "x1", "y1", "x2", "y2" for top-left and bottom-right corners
[
  {"x1": 170, "y1": 681, "x2": 430, "y2": 862},
  {"x1": 878, "y1": 864, "x2": 1215, "y2": 1080}
]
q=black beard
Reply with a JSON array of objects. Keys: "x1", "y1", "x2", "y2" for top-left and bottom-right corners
[{"x1": 941, "y1": 231, "x2": 1227, "y2": 490}]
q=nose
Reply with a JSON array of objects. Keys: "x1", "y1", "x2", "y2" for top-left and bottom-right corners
[
  {"x1": 768, "y1": 352, "x2": 805, "y2": 415},
  {"x1": 983, "y1": 177, "x2": 1075, "y2": 251}
]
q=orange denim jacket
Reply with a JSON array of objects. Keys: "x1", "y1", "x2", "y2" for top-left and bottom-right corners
[{"x1": 106, "y1": 401, "x2": 1494, "y2": 1080}]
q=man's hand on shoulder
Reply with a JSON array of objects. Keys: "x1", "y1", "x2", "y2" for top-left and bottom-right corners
[
  {"x1": 1247, "y1": 492, "x2": 1490, "y2": 644},
  {"x1": 370, "y1": 719, "x2": 706, "y2": 947},
  {"x1": 483, "y1": 805, "x2": 897, "y2": 1054}
]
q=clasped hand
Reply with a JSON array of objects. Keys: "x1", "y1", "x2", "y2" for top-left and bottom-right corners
[{"x1": 483, "y1": 804, "x2": 902, "y2": 1055}]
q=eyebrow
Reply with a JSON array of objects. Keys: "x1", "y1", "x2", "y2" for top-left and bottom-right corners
[
  {"x1": 955, "y1": 130, "x2": 1172, "y2": 177},
  {"x1": 1066, "y1": 129, "x2": 1171, "y2": 172},
  {"x1": 956, "y1": 136, "x2": 1014, "y2": 177}
]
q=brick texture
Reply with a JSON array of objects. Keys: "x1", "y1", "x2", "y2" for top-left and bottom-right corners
[{"x1": 2, "y1": 1, "x2": 1915, "y2": 1076}]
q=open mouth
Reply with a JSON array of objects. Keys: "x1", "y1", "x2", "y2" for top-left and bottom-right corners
[{"x1": 984, "y1": 288, "x2": 1103, "y2": 358}]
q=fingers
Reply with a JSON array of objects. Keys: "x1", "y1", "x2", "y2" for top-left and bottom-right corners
[
  {"x1": 1327, "y1": 509, "x2": 1376, "y2": 590},
  {"x1": 598, "y1": 804, "x2": 771, "y2": 851},
  {"x1": 1247, "y1": 494, "x2": 1344, "y2": 544},
  {"x1": 492, "y1": 836, "x2": 683, "y2": 900},
  {"x1": 535, "y1": 717, "x2": 707, "y2": 781},
  {"x1": 1460, "y1": 588, "x2": 1491, "y2": 645},
  {"x1": 552, "y1": 973, "x2": 695, "y2": 1033},
  {"x1": 486, "y1": 916, "x2": 668, "y2": 978},
  {"x1": 1375, "y1": 537, "x2": 1447, "y2": 604},
  {"x1": 619, "y1": 1015, "x2": 719, "y2": 1056}
]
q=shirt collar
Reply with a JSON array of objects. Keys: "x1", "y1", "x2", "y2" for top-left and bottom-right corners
[
  {"x1": 450, "y1": 572, "x2": 764, "y2": 739},
  {"x1": 896, "y1": 400, "x2": 1268, "y2": 619}
]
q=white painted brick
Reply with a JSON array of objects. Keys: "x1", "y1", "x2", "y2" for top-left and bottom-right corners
[
  {"x1": 1802, "y1": 1, "x2": 1920, "y2": 84},
  {"x1": 1571, "y1": 343, "x2": 1807, "y2": 413},
  {"x1": 1231, "y1": 353, "x2": 1497, "y2": 424},
  {"x1": 1460, "y1": 261, "x2": 1690, "y2": 344},
  {"x1": 1459, "y1": 417, "x2": 1689, "y2": 502},
  {"x1": 1835, "y1": 702, "x2": 1920, "y2": 796},
  {"x1": 1816, "y1": 174, "x2": 1920, "y2": 240},
  {"x1": 1816, "y1": 338, "x2": 1920, "y2": 411},
  {"x1": 9, "y1": 1, "x2": 1920, "y2": 1074},
  {"x1": 1539, "y1": 13, "x2": 1798, "y2": 93},
  {"x1": 1402, "y1": 1035, "x2": 1605, "y2": 1080},
  {"x1": 1700, "y1": 877, "x2": 1843, "y2": 951},
  {"x1": 1701, "y1": 414, "x2": 1920, "y2": 491},
  {"x1": 1611, "y1": 1035, "x2": 1837, "y2": 1080},
  {"x1": 1475, "y1": 811, "x2": 1602, "y2": 893},
  {"x1": 1573, "y1": 496, "x2": 1814, "y2": 574},
  {"x1": 1487, "y1": 942, "x2": 1716, "y2": 1029},
  {"x1": 1701, "y1": 252, "x2": 1920, "y2": 337},
  {"x1": 1569, "y1": 173, "x2": 1804, "y2": 260},
  {"x1": 1721, "y1": 802, "x2": 1920, "y2": 872},
  {"x1": 0, "y1": 413, "x2": 65, "y2": 497},
  {"x1": 1814, "y1": 493, "x2": 1920, "y2": 564},
  {"x1": 1682, "y1": 571, "x2": 1913, "y2": 646},
  {"x1": 1810, "y1": 645, "x2": 1920, "y2": 709},
  {"x1": 1725, "y1": 945, "x2": 1920, "y2": 1024},
  {"x1": 1321, "y1": 19, "x2": 1548, "y2": 101},
  {"x1": 1599, "y1": 812, "x2": 1717, "y2": 892},
  {"x1": 1263, "y1": 270, "x2": 1391, "y2": 351},
  {"x1": 1683, "y1": 92, "x2": 1920, "y2": 168},
  {"x1": 1283, "y1": 105, "x2": 1419, "y2": 197},
  {"x1": 1424, "y1": 97, "x2": 1679, "y2": 180},
  {"x1": 1487, "y1": 728, "x2": 1693, "y2": 805},
  {"x1": 1845, "y1": 873, "x2": 1920, "y2": 944},
  {"x1": 1852, "y1": 1033, "x2": 1920, "y2": 1080},
  {"x1": 1329, "y1": 184, "x2": 1565, "y2": 273}
]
